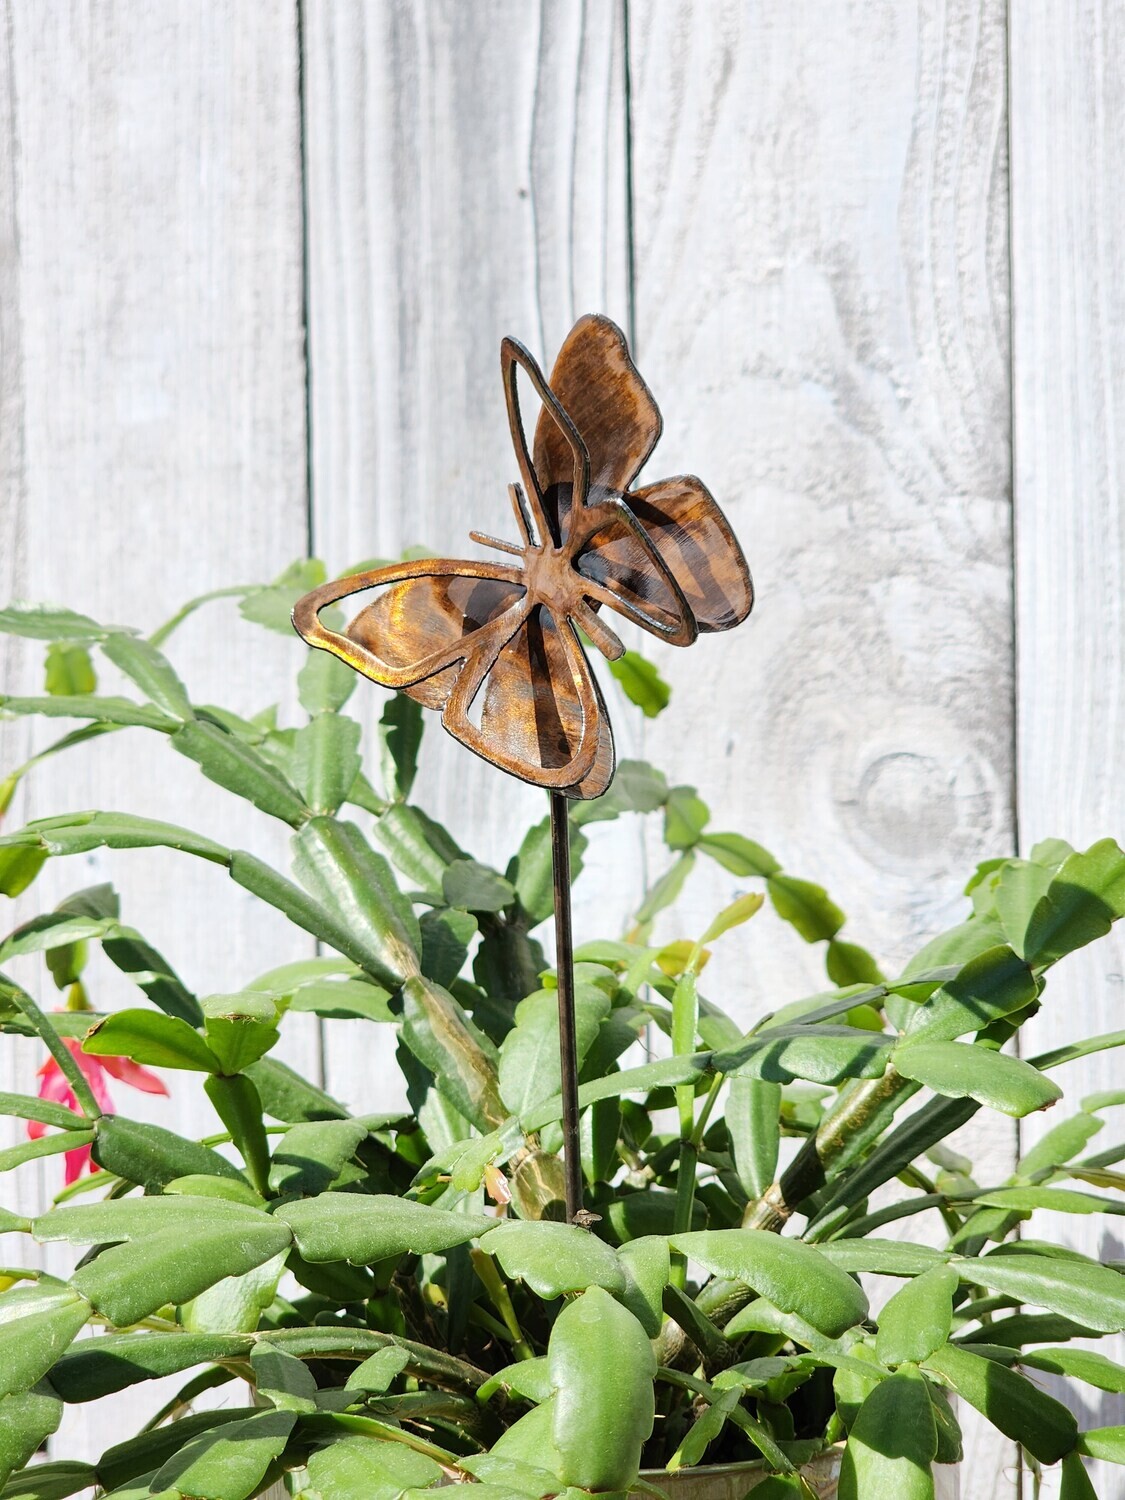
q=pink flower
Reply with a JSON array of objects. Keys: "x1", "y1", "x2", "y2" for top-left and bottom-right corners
[{"x1": 30, "y1": 1041, "x2": 168, "y2": 1183}]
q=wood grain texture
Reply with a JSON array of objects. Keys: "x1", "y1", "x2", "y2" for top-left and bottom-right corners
[
  {"x1": 627, "y1": 4, "x2": 1014, "y2": 1494},
  {"x1": 1011, "y1": 7, "x2": 1125, "y2": 1493},
  {"x1": 300, "y1": 0, "x2": 647, "y2": 1112},
  {"x1": 0, "y1": 0, "x2": 307, "y2": 1457}
]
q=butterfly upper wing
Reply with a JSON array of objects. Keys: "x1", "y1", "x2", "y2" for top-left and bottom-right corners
[
  {"x1": 628, "y1": 476, "x2": 753, "y2": 632},
  {"x1": 534, "y1": 314, "x2": 662, "y2": 510},
  {"x1": 443, "y1": 602, "x2": 609, "y2": 796},
  {"x1": 292, "y1": 561, "x2": 528, "y2": 708}
]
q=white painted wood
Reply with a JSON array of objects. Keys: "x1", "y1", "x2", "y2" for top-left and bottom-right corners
[
  {"x1": 1011, "y1": 7, "x2": 1125, "y2": 1495},
  {"x1": 0, "y1": 0, "x2": 308, "y2": 1458},
  {"x1": 300, "y1": 0, "x2": 646, "y2": 1112},
  {"x1": 626, "y1": 4, "x2": 1016, "y2": 1494}
]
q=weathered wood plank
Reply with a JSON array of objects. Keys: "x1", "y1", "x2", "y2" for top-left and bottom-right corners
[
  {"x1": 301, "y1": 0, "x2": 643, "y2": 1112},
  {"x1": 627, "y1": 3, "x2": 1015, "y2": 1493},
  {"x1": 0, "y1": 0, "x2": 307, "y2": 1457},
  {"x1": 1011, "y1": 7, "x2": 1125, "y2": 1494}
]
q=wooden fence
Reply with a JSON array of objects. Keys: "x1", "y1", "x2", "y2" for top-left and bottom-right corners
[{"x1": 1, "y1": 5, "x2": 1122, "y2": 1494}]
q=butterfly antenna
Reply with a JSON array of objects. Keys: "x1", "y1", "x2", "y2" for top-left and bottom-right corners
[{"x1": 469, "y1": 530, "x2": 524, "y2": 558}]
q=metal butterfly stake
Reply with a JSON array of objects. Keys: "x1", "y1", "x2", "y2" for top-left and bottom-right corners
[{"x1": 292, "y1": 314, "x2": 753, "y2": 1224}]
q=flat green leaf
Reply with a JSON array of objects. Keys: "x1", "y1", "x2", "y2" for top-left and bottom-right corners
[
  {"x1": 0, "y1": 694, "x2": 175, "y2": 730},
  {"x1": 957, "y1": 1251, "x2": 1125, "y2": 1332},
  {"x1": 100, "y1": 634, "x2": 192, "y2": 720},
  {"x1": 0, "y1": 603, "x2": 111, "y2": 640},
  {"x1": 250, "y1": 1342, "x2": 317, "y2": 1413},
  {"x1": 9, "y1": 810, "x2": 228, "y2": 863},
  {"x1": 98, "y1": 923, "x2": 202, "y2": 1024},
  {"x1": 499, "y1": 984, "x2": 609, "y2": 1116},
  {"x1": 401, "y1": 974, "x2": 505, "y2": 1130},
  {"x1": 826, "y1": 938, "x2": 884, "y2": 986},
  {"x1": 305, "y1": 1432, "x2": 443, "y2": 1500},
  {"x1": 521, "y1": 1052, "x2": 711, "y2": 1132},
  {"x1": 0, "y1": 1131, "x2": 96, "y2": 1173},
  {"x1": 239, "y1": 558, "x2": 325, "y2": 635},
  {"x1": 442, "y1": 858, "x2": 515, "y2": 913},
  {"x1": 617, "y1": 1236, "x2": 670, "y2": 1337},
  {"x1": 151, "y1": 1408, "x2": 295, "y2": 1499},
  {"x1": 699, "y1": 890, "x2": 764, "y2": 945},
  {"x1": 839, "y1": 1368, "x2": 936, "y2": 1500},
  {"x1": 229, "y1": 850, "x2": 391, "y2": 981},
  {"x1": 485, "y1": 1221, "x2": 625, "y2": 1299},
  {"x1": 507, "y1": 816, "x2": 587, "y2": 926},
  {"x1": 1060, "y1": 1451, "x2": 1099, "y2": 1499},
  {"x1": 244, "y1": 1056, "x2": 348, "y2": 1124},
  {"x1": 578, "y1": 758, "x2": 668, "y2": 821},
  {"x1": 199, "y1": 993, "x2": 279, "y2": 1074},
  {"x1": 663, "y1": 785, "x2": 710, "y2": 849},
  {"x1": 768, "y1": 873, "x2": 844, "y2": 943},
  {"x1": 44, "y1": 643, "x2": 96, "y2": 697},
  {"x1": 0, "y1": 1462, "x2": 94, "y2": 1500},
  {"x1": 82, "y1": 1008, "x2": 219, "y2": 1072},
  {"x1": 0, "y1": 1384, "x2": 62, "y2": 1485},
  {"x1": 33, "y1": 1195, "x2": 267, "y2": 1245},
  {"x1": 1077, "y1": 1426, "x2": 1125, "y2": 1464},
  {"x1": 276, "y1": 1193, "x2": 491, "y2": 1264},
  {"x1": 0, "y1": 844, "x2": 47, "y2": 897},
  {"x1": 904, "y1": 945, "x2": 1038, "y2": 1044},
  {"x1": 973, "y1": 1186, "x2": 1125, "y2": 1215},
  {"x1": 268, "y1": 1118, "x2": 369, "y2": 1196},
  {"x1": 292, "y1": 818, "x2": 420, "y2": 988},
  {"x1": 876, "y1": 1265, "x2": 958, "y2": 1366},
  {"x1": 0, "y1": 1091, "x2": 86, "y2": 1130},
  {"x1": 725, "y1": 1076, "x2": 781, "y2": 1199},
  {"x1": 1017, "y1": 1110, "x2": 1103, "y2": 1176},
  {"x1": 72, "y1": 1218, "x2": 292, "y2": 1326},
  {"x1": 419, "y1": 906, "x2": 477, "y2": 987},
  {"x1": 718, "y1": 1024, "x2": 892, "y2": 1086},
  {"x1": 372, "y1": 802, "x2": 462, "y2": 896},
  {"x1": 286, "y1": 976, "x2": 395, "y2": 1023},
  {"x1": 378, "y1": 693, "x2": 424, "y2": 802},
  {"x1": 171, "y1": 720, "x2": 309, "y2": 826},
  {"x1": 92, "y1": 1114, "x2": 247, "y2": 1189},
  {"x1": 635, "y1": 851, "x2": 695, "y2": 925},
  {"x1": 607, "y1": 649, "x2": 670, "y2": 717},
  {"x1": 344, "y1": 1347, "x2": 411, "y2": 1394},
  {"x1": 94, "y1": 1408, "x2": 256, "y2": 1494},
  {"x1": 48, "y1": 1331, "x2": 250, "y2": 1401},
  {"x1": 893, "y1": 1040, "x2": 1062, "y2": 1116},
  {"x1": 291, "y1": 713, "x2": 362, "y2": 816},
  {"x1": 924, "y1": 1342, "x2": 1077, "y2": 1462},
  {"x1": 1021, "y1": 1346, "x2": 1125, "y2": 1394},
  {"x1": 181, "y1": 1250, "x2": 286, "y2": 1336},
  {"x1": 697, "y1": 832, "x2": 780, "y2": 876},
  {"x1": 1023, "y1": 838, "x2": 1125, "y2": 966},
  {"x1": 817, "y1": 1241, "x2": 949, "y2": 1278},
  {"x1": 672, "y1": 1229, "x2": 869, "y2": 1339},
  {"x1": 297, "y1": 648, "x2": 355, "y2": 715},
  {"x1": 0, "y1": 1290, "x2": 91, "y2": 1399}
]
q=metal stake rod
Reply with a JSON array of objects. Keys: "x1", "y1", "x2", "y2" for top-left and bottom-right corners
[{"x1": 550, "y1": 790, "x2": 584, "y2": 1224}]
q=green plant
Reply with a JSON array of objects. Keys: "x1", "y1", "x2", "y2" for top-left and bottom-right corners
[{"x1": 1, "y1": 561, "x2": 1125, "y2": 1500}]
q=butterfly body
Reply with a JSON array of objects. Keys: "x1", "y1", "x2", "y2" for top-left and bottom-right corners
[{"x1": 292, "y1": 315, "x2": 752, "y2": 799}]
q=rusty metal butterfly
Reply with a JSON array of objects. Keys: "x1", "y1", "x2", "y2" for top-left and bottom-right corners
[{"x1": 292, "y1": 313, "x2": 752, "y2": 799}]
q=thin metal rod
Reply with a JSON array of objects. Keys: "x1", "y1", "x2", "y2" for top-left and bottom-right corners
[{"x1": 550, "y1": 790, "x2": 584, "y2": 1224}]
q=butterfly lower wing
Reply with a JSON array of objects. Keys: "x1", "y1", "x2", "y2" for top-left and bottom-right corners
[
  {"x1": 628, "y1": 475, "x2": 753, "y2": 632},
  {"x1": 292, "y1": 561, "x2": 528, "y2": 708},
  {"x1": 573, "y1": 499, "x2": 697, "y2": 648},
  {"x1": 442, "y1": 603, "x2": 606, "y2": 794},
  {"x1": 534, "y1": 314, "x2": 662, "y2": 517}
]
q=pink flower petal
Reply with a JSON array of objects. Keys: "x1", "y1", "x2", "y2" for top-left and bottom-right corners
[
  {"x1": 64, "y1": 1041, "x2": 115, "y2": 1114},
  {"x1": 98, "y1": 1055, "x2": 169, "y2": 1095},
  {"x1": 63, "y1": 1142, "x2": 93, "y2": 1185}
]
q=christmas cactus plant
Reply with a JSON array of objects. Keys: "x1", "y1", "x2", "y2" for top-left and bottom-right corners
[{"x1": 1, "y1": 563, "x2": 1124, "y2": 1499}]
